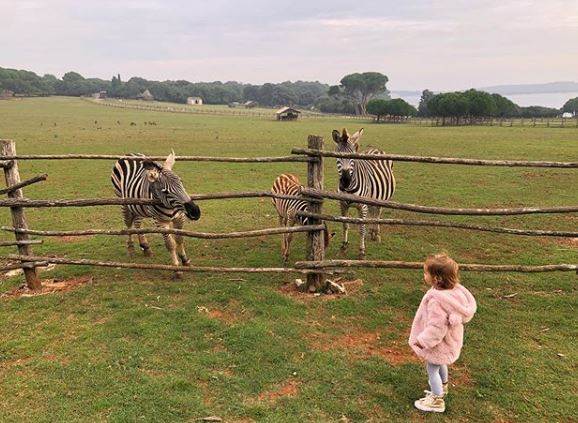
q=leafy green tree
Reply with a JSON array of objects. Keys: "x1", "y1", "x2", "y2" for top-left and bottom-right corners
[
  {"x1": 418, "y1": 89, "x2": 435, "y2": 117},
  {"x1": 366, "y1": 99, "x2": 389, "y2": 122},
  {"x1": 340, "y1": 72, "x2": 388, "y2": 115},
  {"x1": 367, "y1": 98, "x2": 417, "y2": 122},
  {"x1": 562, "y1": 97, "x2": 578, "y2": 115},
  {"x1": 463, "y1": 89, "x2": 496, "y2": 120},
  {"x1": 492, "y1": 94, "x2": 519, "y2": 118}
]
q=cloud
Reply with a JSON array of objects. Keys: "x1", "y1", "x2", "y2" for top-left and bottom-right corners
[{"x1": 0, "y1": 0, "x2": 576, "y2": 89}]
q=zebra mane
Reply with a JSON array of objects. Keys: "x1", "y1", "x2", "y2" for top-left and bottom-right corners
[{"x1": 127, "y1": 153, "x2": 162, "y2": 170}]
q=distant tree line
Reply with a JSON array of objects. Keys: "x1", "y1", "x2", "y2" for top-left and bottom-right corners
[
  {"x1": 0, "y1": 67, "x2": 392, "y2": 115},
  {"x1": 416, "y1": 89, "x2": 564, "y2": 125},
  {"x1": 2, "y1": 66, "x2": 575, "y2": 119},
  {"x1": 0, "y1": 67, "x2": 331, "y2": 108}
]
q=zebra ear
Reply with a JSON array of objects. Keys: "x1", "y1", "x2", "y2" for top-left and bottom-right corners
[
  {"x1": 164, "y1": 151, "x2": 176, "y2": 170},
  {"x1": 332, "y1": 130, "x2": 341, "y2": 144},
  {"x1": 350, "y1": 128, "x2": 364, "y2": 145}
]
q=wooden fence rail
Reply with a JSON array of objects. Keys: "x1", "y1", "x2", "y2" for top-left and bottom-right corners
[
  {"x1": 2, "y1": 254, "x2": 339, "y2": 275},
  {"x1": 2, "y1": 225, "x2": 325, "y2": 240},
  {"x1": 295, "y1": 259, "x2": 578, "y2": 273},
  {"x1": 1, "y1": 135, "x2": 576, "y2": 292},
  {"x1": 0, "y1": 154, "x2": 314, "y2": 163},
  {"x1": 296, "y1": 211, "x2": 578, "y2": 238},
  {"x1": 301, "y1": 188, "x2": 578, "y2": 216},
  {"x1": 0, "y1": 191, "x2": 320, "y2": 208},
  {"x1": 291, "y1": 148, "x2": 578, "y2": 168}
]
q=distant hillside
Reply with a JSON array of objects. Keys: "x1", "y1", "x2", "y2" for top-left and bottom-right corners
[{"x1": 480, "y1": 81, "x2": 578, "y2": 95}]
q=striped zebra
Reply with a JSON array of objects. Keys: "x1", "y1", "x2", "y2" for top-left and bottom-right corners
[
  {"x1": 332, "y1": 128, "x2": 395, "y2": 257},
  {"x1": 111, "y1": 152, "x2": 201, "y2": 278},
  {"x1": 271, "y1": 174, "x2": 333, "y2": 263}
]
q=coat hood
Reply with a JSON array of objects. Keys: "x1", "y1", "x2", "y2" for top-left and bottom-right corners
[{"x1": 426, "y1": 284, "x2": 477, "y2": 326}]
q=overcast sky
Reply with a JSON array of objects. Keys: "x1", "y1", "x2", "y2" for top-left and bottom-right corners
[{"x1": 1, "y1": 0, "x2": 577, "y2": 91}]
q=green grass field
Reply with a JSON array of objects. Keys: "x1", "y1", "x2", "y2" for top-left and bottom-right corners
[{"x1": 0, "y1": 97, "x2": 576, "y2": 422}]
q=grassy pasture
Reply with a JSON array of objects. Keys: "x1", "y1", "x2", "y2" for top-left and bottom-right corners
[{"x1": 0, "y1": 97, "x2": 576, "y2": 422}]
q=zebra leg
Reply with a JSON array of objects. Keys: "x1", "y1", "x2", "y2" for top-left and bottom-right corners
[
  {"x1": 375, "y1": 207, "x2": 383, "y2": 243},
  {"x1": 283, "y1": 216, "x2": 296, "y2": 263},
  {"x1": 279, "y1": 216, "x2": 289, "y2": 263},
  {"x1": 368, "y1": 206, "x2": 379, "y2": 241},
  {"x1": 358, "y1": 204, "x2": 369, "y2": 258},
  {"x1": 340, "y1": 201, "x2": 350, "y2": 251},
  {"x1": 123, "y1": 207, "x2": 136, "y2": 256},
  {"x1": 173, "y1": 216, "x2": 190, "y2": 266},
  {"x1": 158, "y1": 221, "x2": 182, "y2": 279},
  {"x1": 134, "y1": 217, "x2": 152, "y2": 257}
]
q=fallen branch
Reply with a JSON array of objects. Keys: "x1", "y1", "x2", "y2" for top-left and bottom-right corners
[
  {"x1": 0, "y1": 174, "x2": 47, "y2": 195},
  {"x1": 291, "y1": 148, "x2": 578, "y2": 168},
  {"x1": 296, "y1": 211, "x2": 578, "y2": 237},
  {"x1": 4, "y1": 254, "x2": 336, "y2": 274},
  {"x1": 301, "y1": 188, "x2": 578, "y2": 216},
  {"x1": 1, "y1": 225, "x2": 325, "y2": 239},
  {"x1": 294, "y1": 259, "x2": 578, "y2": 273}
]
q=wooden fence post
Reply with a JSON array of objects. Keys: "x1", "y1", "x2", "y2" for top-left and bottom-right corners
[
  {"x1": 1, "y1": 140, "x2": 40, "y2": 289},
  {"x1": 305, "y1": 135, "x2": 325, "y2": 292}
]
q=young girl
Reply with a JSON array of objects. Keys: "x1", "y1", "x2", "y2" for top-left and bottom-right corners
[{"x1": 408, "y1": 253, "x2": 477, "y2": 413}]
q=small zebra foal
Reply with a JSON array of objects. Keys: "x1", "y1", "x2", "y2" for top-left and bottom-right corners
[
  {"x1": 111, "y1": 152, "x2": 201, "y2": 278},
  {"x1": 271, "y1": 174, "x2": 334, "y2": 263}
]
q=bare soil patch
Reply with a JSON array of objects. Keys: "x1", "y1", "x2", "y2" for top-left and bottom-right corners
[
  {"x1": 198, "y1": 300, "x2": 251, "y2": 324},
  {"x1": 310, "y1": 329, "x2": 419, "y2": 365},
  {"x1": 257, "y1": 379, "x2": 301, "y2": 403},
  {"x1": 1, "y1": 276, "x2": 93, "y2": 299}
]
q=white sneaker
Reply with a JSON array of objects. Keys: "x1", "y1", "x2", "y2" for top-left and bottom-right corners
[{"x1": 414, "y1": 391, "x2": 445, "y2": 413}]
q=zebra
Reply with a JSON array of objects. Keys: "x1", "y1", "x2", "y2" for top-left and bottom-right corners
[
  {"x1": 111, "y1": 152, "x2": 201, "y2": 278},
  {"x1": 332, "y1": 128, "x2": 395, "y2": 258},
  {"x1": 271, "y1": 174, "x2": 334, "y2": 263}
]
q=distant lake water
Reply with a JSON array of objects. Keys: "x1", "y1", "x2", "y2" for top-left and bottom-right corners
[{"x1": 391, "y1": 91, "x2": 578, "y2": 109}]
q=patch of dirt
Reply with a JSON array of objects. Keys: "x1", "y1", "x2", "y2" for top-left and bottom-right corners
[
  {"x1": 42, "y1": 353, "x2": 70, "y2": 365},
  {"x1": 310, "y1": 329, "x2": 419, "y2": 365},
  {"x1": 0, "y1": 356, "x2": 32, "y2": 369},
  {"x1": 451, "y1": 363, "x2": 473, "y2": 387},
  {"x1": 54, "y1": 235, "x2": 94, "y2": 243},
  {"x1": 1, "y1": 276, "x2": 92, "y2": 299},
  {"x1": 257, "y1": 379, "x2": 300, "y2": 403},
  {"x1": 278, "y1": 278, "x2": 364, "y2": 302},
  {"x1": 197, "y1": 300, "x2": 251, "y2": 324},
  {"x1": 556, "y1": 237, "x2": 578, "y2": 249}
]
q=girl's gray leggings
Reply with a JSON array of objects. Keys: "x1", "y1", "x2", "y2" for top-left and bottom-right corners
[{"x1": 427, "y1": 362, "x2": 448, "y2": 396}]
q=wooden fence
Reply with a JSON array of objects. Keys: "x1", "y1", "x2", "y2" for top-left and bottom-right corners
[{"x1": 0, "y1": 137, "x2": 576, "y2": 294}]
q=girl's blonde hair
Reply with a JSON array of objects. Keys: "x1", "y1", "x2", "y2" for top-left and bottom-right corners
[{"x1": 424, "y1": 253, "x2": 460, "y2": 290}]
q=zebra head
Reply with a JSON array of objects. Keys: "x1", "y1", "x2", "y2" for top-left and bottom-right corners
[
  {"x1": 142, "y1": 152, "x2": 201, "y2": 221},
  {"x1": 332, "y1": 127, "x2": 364, "y2": 191}
]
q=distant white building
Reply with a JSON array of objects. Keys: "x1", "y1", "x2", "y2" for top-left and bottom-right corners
[
  {"x1": 187, "y1": 96, "x2": 203, "y2": 105},
  {"x1": 561, "y1": 112, "x2": 574, "y2": 118}
]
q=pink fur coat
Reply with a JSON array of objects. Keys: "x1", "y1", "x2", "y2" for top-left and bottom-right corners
[{"x1": 409, "y1": 284, "x2": 477, "y2": 365}]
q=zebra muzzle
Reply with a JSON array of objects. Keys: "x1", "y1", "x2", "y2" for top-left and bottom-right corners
[{"x1": 184, "y1": 201, "x2": 201, "y2": 220}]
